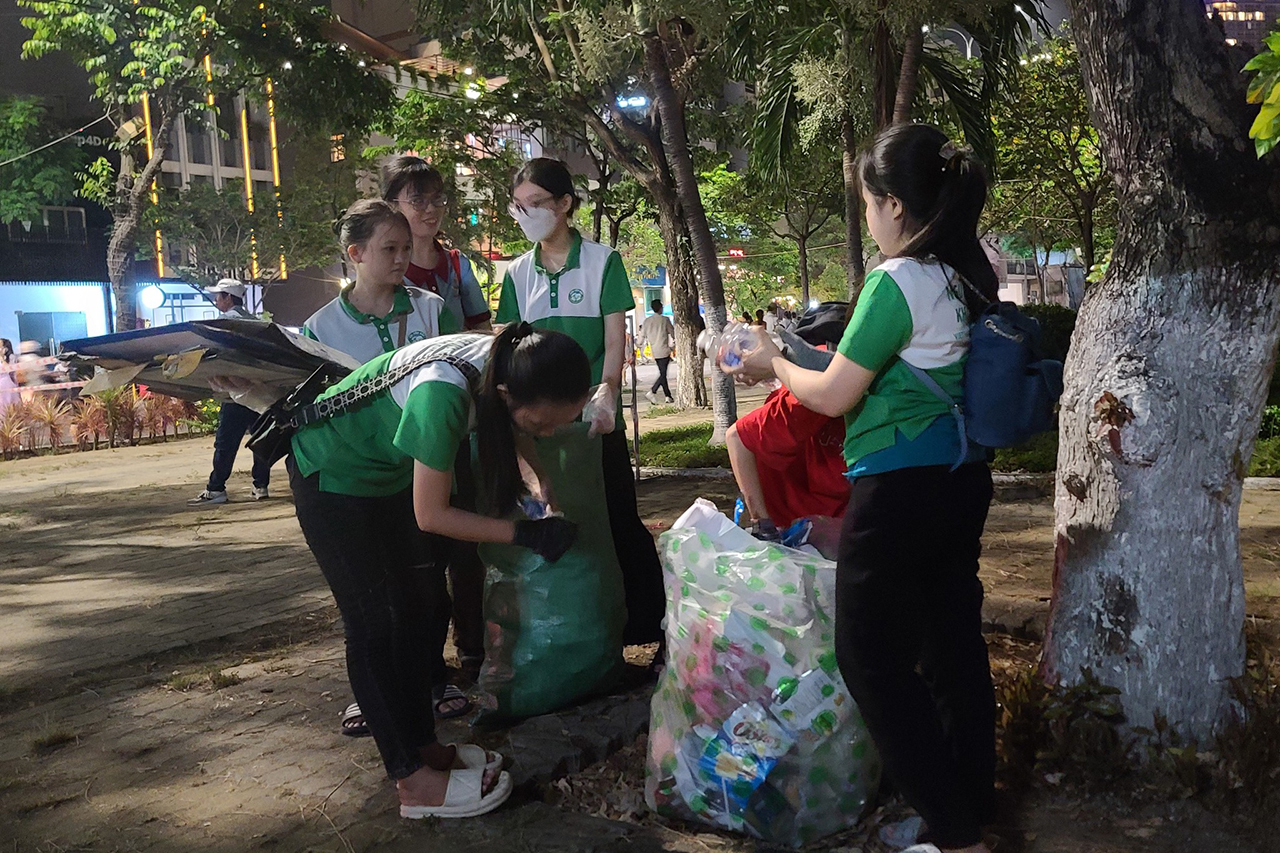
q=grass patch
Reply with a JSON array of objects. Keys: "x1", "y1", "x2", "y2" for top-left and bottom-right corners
[
  {"x1": 992, "y1": 431, "x2": 1059, "y2": 473},
  {"x1": 30, "y1": 718, "x2": 77, "y2": 754},
  {"x1": 165, "y1": 666, "x2": 243, "y2": 692},
  {"x1": 638, "y1": 424, "x2": 729, "y2": 469},
  {"x1": 643, "y1": 404, "x2": 681, "y2": 419}
]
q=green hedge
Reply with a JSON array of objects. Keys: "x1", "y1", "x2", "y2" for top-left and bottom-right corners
[
  {"x1": 638, "y1": 422, "x2": 1280, "y2": 477},
  {"x1": 1019, "y1": 303, "x2": 1076, "y2": 363}
]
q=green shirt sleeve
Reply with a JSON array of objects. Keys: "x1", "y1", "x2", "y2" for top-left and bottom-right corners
[
  {"x1": 600, "y1": 251, "x2": 636, "y2": 315},
  {"x1": 300, "y1": 326, "x2": 318, "y2": 341},
  {"x1": 495, "y1": 271, "x2": 520, "y2": 324},
  {"x1": 436, "y1": 302, "x2": 461, "y2": 335},
  {"x1": 393, "y1": 381, "x2": 471, "y2": 471},
  {"x1": 837, "y1": 269, "x2": 913, "y2": 373}
]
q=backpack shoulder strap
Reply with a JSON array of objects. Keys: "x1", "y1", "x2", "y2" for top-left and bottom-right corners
[{"x1": 900, "y1": 359, "x2": 969, "y2": 471}]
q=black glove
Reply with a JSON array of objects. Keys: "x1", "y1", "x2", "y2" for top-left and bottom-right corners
[
  {"x1": 751, "y1": 518, "x2": 781, "y2": 543},
  {"x1": 513, "y1": 517, "x2": 579, "y2": 562}
]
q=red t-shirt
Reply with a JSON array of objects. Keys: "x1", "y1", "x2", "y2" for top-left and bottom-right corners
[{"x1": 733, "y1": 387, "x2": 849, "y2": 527}]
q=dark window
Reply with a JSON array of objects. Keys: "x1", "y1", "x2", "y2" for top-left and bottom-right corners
[{"x1": 185, "y1": 113, "x2": 213, "y2": 165}]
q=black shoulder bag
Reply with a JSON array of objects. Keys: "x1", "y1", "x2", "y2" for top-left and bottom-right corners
[{"x1": 247, "y1": 349, "x2": 482, "y2": 467}]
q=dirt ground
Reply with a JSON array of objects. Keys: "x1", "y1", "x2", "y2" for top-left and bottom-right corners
[{"x1": 0, "y1": 439, "x2": 1277, "y2": 851}]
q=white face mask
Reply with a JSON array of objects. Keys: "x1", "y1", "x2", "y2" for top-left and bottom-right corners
[{"x1": 510, "y1": 205, "x2": 559, "y2": 243}]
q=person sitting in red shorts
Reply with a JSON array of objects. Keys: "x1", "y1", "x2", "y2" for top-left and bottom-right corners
[{"x1": 726, "y1": 302, "x2": 851, "y2": 538}]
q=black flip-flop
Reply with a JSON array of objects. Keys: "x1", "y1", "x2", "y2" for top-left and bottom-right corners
[
  {"x1": 434, "y1": 684, "x2": 473, "y2": 720},
  {"x1": 341, "y1": 702, "x2": 370, "y2": 737}
]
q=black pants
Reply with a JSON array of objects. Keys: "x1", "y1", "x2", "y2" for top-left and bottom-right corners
[
  {"x1": 444, "y1": 446, "x2": 485, "y2": 668},
  {"x1": 600, "y1": 430, "x2": 665, "y2": 645},
  {"x1": 208, "y1": 402, "x2": 271, "y2": 492},
  {"x1": 835, "y1": 463, "x2": 995, "y2": 848},
  {"x1": 650, "y1": 357, "x2": 672, "y2": 399},
  {"x1": 288, "y1": 459, "x2": 450, "y2": 780}
]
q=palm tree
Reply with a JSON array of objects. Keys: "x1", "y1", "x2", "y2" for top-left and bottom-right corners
[{"x1": 736, "y1": 0, "x2": 1045, "y2": 296}]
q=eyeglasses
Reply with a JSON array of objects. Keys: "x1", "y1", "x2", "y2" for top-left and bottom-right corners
[
  {"x1": 398, "y1": 194, "x2": 449, "y2": 212},
  {"x1": 509, "y1": 195, "x2": 560, "y2": 215}
]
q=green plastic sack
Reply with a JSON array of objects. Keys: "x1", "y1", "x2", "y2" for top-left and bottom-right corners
[
  {"x1": 474, "y1": 423, "x2": 626, "y2": 723},
  {"x1": 645, "y1": 499, "x2": 880, "y2": 847}
]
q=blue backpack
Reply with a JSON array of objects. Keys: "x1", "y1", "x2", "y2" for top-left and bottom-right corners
[{"x1": 903, "y1": 300, "x2": 1064, "y2": 468}]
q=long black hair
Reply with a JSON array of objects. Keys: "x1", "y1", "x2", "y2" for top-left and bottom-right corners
[
  {"x1": 476, "y1": 322, "x2": 591, "y2": 515},
  {"x1": 858, "y1": 124, "x2": 998, "y2": 318}
]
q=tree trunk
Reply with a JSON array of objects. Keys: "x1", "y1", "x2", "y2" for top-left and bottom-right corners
[
  {"x1": 841, "y1": 113, "x2": 866, "y2": 300},
  {"x1": 797, "y1": 235, "x2": 811, "y2": 306},
  {"x1": 893, "y1": 27, "x2": 925, "y2": 126},
  {"x1": 664, "y1": 212, "x2": 707, "y2": 409},
  {"x1": 609, "y1": 218, "x2": 622, "y2": 248},
  {"x1": 1079, "y1": 194, "x2": 1096, "y2": 272},
  {"x1": 644, "y1": 28, "x2": 734, "y2": 441},
  {"x1": 1046, "y1": 0, "x2": 1280, "y2": 740},
  {"x1": 871, "y1": 18, "x2": 898, "y2": 131},
  {"x1": 107, "y1": 111, "x2": 175, "y2": 332}
]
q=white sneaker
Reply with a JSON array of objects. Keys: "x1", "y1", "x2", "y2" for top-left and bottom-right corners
[
  {"x1": 188, "y1": 489, "x2": 228, "y2": 506},
  {"x1": 664, "y1": 397, "x2": 675, "y2": 405},
  {"x1": 645, "y1": 391, "x2": 659, "y2": 405},
  {"x1": 250, "y1": 486, "x2": 269, "y2": 501}
]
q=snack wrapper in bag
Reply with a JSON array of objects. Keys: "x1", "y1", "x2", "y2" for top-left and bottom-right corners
[{"x1": 645, "y1": 500, "x2": 880, "y2": 847}]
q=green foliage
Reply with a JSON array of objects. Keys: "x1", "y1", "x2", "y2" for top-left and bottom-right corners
[
  {"x1": 0, "y1": 96, "x2": 87, "y2": 223},
  {"x1": 1260, "y1": 406, "x2": 1280, "y2": 440},
  {"x1": 181, "y1": 398, "x2": 220, "y2": 436},
  {"x1": 1249, "y1": 436, "x2": 1280, "y2": 477},
  {"x1": 997, "y1": 666, "x2": 1135, "y2": 792},
  {"x1": 1245, "y1": 31, "x2": 1280, "y2": 158},
  {"x1": 368, "y1": 82, "x2": 526, "y2": 279},
  {"x1": 987, "y1": 35, "x2": 1115, "y2": 270},
  {"x1": 1019, "y1": 303, "x2": 1076, "y2": 363},
  {"x1": 638, "y1": 424, "x2": 730, "y2": 468},
  {"x1": 991, "y1": 430, "x2": 1058, "y2": 473}
]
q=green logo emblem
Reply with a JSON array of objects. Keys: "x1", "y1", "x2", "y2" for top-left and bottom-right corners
[
  {"x1": 568, "y1": 288, "x2": 585, "y2": 304},
  {"x1": 407, "y1": 330, "x2": 426, "y2": 343}
]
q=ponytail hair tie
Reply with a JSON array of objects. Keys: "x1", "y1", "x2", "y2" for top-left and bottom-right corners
[{"x1": 939, "y1": 141, "x2": 972, "y2": 174}]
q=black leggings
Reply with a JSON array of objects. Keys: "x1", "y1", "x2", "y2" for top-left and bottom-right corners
[
  {"x1": 288, "y1": 459, "x2": 450, "y2": 780},
  {"x1": 835, "y1": 463, "x2": 995, "y2": 848}
]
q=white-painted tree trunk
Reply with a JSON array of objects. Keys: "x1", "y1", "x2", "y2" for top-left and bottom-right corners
[{"x1": 1047, "y1": 0, "x2": 1280, "y2": 741}]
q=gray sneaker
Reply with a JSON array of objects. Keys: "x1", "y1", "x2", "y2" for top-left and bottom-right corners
[
  {"x1": 250, "y1": 485, "x2": 269, "y2": 501},
  {"x1": 188, "y1": 489, "x2": 228, "y2": 506}
]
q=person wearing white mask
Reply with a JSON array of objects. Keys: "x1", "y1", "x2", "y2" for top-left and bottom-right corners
[{"x1": 497, "y1": 157, "x2": 665, "y2": 651}]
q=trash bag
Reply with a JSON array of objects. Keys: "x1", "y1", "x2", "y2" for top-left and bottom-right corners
[
  {"x1": 474, "y1": 423, "x2": 626, "y2": 723},
  {"x1": 645, "y1": 499, "x2": 880, "y2": 847}
]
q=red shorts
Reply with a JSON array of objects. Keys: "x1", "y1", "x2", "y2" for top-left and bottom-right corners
[{"x1": 733, "y1": 387, "x2": 850, "y2": 527}]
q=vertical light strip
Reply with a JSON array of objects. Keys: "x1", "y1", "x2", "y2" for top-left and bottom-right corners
[
  {"x1": 238, "y1": 100, "x2": 258, "y2": 278},
  {"x1": 265, "y1": 78, "x2": 286, "y2": 278},
  {"x1": 140, "y1": 90, "x2": 165, "y2": 278}
]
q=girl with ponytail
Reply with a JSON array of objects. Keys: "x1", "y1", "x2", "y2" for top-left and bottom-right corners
[
  {"x1": 728, "y1": 124, "x2": 998, "y2": 853},
  {"x1": 287, "y1": 326, "x2": 590, "y2": 821}
]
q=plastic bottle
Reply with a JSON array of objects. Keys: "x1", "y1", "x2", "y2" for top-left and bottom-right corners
[{"x1": 717, "y1": 323, "x2": 757, "y2": 370}]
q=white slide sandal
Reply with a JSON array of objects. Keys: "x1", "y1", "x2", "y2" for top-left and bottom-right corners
[
  {"x1": 454, "y1": 743, "x2": 503, "y2": 775},
  {"x1": 399, "y1": 766, "x2": 513, "y2": 820}
]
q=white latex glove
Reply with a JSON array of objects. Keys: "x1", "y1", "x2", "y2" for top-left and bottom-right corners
[{"x1": 582, "y1": 383, "x2": 617, "y2": 437}]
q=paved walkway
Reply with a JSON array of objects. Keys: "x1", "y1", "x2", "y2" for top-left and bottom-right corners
[{"x1": 0, "y1": 437, "x2": 326, "y2": 691}]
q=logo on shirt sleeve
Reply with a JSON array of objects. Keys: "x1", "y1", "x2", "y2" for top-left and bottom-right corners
[
  {"x1": 407, "y1": 330, "x2": 427, "y2": 343},
  {"x1": 568, "y1": 288, "x2": 585, "y2": 304}
]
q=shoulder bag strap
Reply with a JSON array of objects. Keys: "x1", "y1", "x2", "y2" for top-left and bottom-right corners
[
  {"x1": 397, "y1": 314, "x2": 408, "y2": 348},
  {"x1": 291, "y1": 342, "x2": 482, "y2": 428},
  {"x1": 900, "y1": 359, "x2": 969, "y2": 471}
]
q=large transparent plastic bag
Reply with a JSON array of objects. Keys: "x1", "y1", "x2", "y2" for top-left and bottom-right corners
[{"x1": 645, "y1": 500, "x2": 880, "y2": 847}]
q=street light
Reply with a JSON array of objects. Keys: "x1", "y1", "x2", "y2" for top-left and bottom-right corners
[{"x1": 923, "y1": 24, "x2": 976, "y2": 60}]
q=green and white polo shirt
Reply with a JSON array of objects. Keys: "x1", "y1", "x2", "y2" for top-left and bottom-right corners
[
  {"x1": 301, "y1": 285, "x2": 459, "y2": 365},
  {"x1": 496, "y1": 230, "x2": 634, "y2": 428},
  {"x1": 837, "y1": 257, "x2": 970, "y2": 468},
  {"x1": 290, "y1": 333, "x2": 492, "y2": 497}
]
